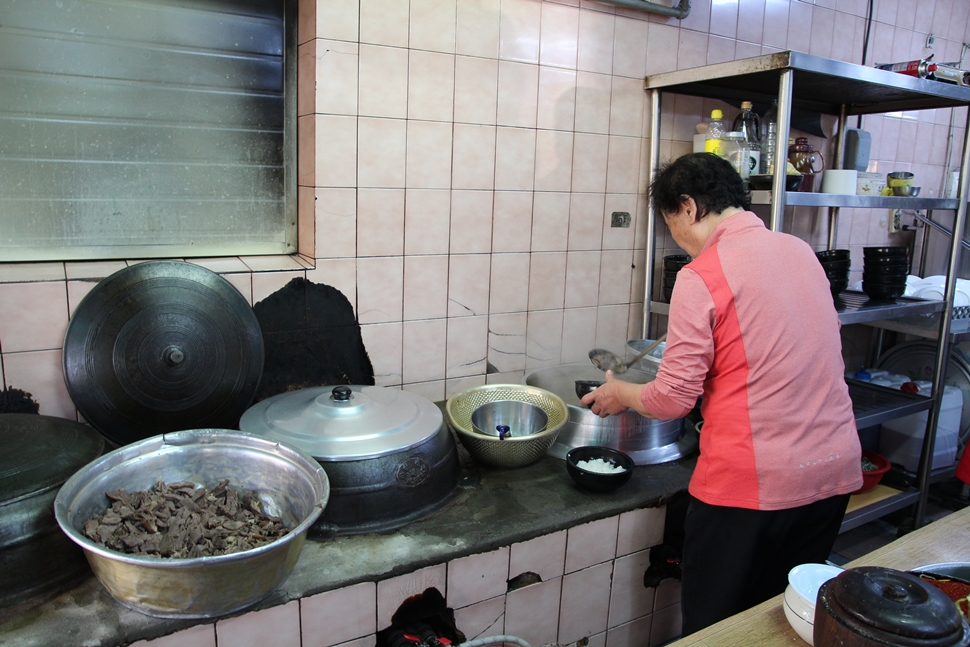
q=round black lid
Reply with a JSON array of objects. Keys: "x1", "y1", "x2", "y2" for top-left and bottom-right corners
[
  {"x1": 825, "y1": 566, "x2": 968, "y2": 644},
  {"x1": 0, "y1": 414, "x2": 104, "y2": 504}
]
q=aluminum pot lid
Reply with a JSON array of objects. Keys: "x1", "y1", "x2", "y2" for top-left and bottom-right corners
[
  {"x1": 238, "y1": 385, "x2": 443, "y2": 461},
  {"x1": 63, "y1": 261, "x2": 264, "y2": 446},
  {"x1": 0, "y1": 414, "x2": 104, "y2": 505}
]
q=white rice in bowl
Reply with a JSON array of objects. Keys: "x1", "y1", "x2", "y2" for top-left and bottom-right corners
[{"x1": 576, "y1": 457, "x2": 626, "y2": 474}]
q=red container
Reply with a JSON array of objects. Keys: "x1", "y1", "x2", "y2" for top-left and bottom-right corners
[{"x1": 853, "y1": 450, "x2": 891, "y2": 494}]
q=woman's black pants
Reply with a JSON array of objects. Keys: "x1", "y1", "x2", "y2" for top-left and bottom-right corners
[{"x1": 679, "y1": 493, "x2": 850, "y2": 637}]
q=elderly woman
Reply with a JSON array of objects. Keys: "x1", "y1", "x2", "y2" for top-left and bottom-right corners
[{"x1": 582, "y1": 153, "x2": 862, "y2": 636}]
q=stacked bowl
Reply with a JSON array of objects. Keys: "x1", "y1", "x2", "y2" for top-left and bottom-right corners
[
  {"x1": 662, "y1": 254, "x2": 692, "y2": 302},
  {"x1": 863, "y1": 246, "x2": 910, "y2": 301},
  {"x1": 815, "y1": 249, "x2": 850, "y2": 297}
]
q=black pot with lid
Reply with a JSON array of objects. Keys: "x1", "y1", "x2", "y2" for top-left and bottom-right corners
[
  {"x1": 239, "y1": 385, "x2": 461, "y2": 537},
  {"x1": 0, "y1": 414, "x2": 104, "y2": 613},
  {"x1": 815, "y1": 566, "x2": 970, "y2": 647}
]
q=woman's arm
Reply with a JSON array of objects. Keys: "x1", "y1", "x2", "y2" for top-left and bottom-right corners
[{"x1": 581, "y1": 268, "x2": 715, "y2": 419}]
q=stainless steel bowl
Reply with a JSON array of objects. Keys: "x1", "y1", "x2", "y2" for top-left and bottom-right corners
[
  {"x1": 446, "y1": 385, "x2": 568, "y2": 468},
  {"x1": 54, "y1": 430, "x2": 329, "y2": 619},
  {"x1": 892, "y1": 185, "x2": 921, "y2": 196},
  {"x1": 524, "y1": 364, "x2": 698, "y2": 465},
  {"x1": 471, "y1": 400, "x2": 548, "y2": 438}
]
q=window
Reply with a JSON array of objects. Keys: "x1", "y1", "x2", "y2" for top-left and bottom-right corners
[{"x1": 0, "y1": 0, "x2": 296, "y2": 262}]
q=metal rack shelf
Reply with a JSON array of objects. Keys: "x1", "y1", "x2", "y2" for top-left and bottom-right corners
[
  {"x1": 643, "y1": 50, "x2": 970, "y2": 530},
  {"x1": 846, "y1": 378, "x2": 932, "y2": 429},
  {"x1": 750, "y1": 191, "x2": 961, "y2": 210},
  {"x1": 645, "y1": 50, "x2": 970, "y2": 116},
  {"x1": 651, "y1": 291, "x2": 945, "y2": 327},
  {"x1": 841, "y1": 486, "x2": 920, "y2": 533}
]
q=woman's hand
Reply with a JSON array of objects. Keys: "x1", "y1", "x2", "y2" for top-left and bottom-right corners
[{"x1": 580, "y1": 370, "x2": 646, "y2": 418}]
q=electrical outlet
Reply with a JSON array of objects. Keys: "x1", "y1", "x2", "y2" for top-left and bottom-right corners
[{"x1": 889, "y1": 209, "x2": 902, "y2": 233}]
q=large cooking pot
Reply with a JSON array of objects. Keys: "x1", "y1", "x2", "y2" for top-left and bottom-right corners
[
  {"x1": 524, "y1": 364, "x2": 697, "y2": 465},
  {"x1": 239, "y1": 385, "x2": 460, "y2": 536},
  {"x1": 1, "y1": 414, "x2": 104, "y2": 614}
]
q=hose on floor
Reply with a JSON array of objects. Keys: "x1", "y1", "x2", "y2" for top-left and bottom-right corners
[{"x1": 458, "y1": 636, "x2": 532, "y2": 647}]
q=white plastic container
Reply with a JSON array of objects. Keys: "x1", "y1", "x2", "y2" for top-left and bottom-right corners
[{"x1": 879, "y1": 385, "x2": 962, "y2": 472}]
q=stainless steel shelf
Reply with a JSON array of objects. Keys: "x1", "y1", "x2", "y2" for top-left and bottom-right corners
[
  {"x1": 834, "y1": 290, "x2": 946, "y2": 324},
  {"x1": 864, "y1": 314, "x2": 970, "y2": 342},
  {"x1": 847, "y1": 378, "x2": 933, "y2": 429},
  {"x1": 645, "y1": 50, "x2": 970, "y2": 116},
  {"x1": 840, "y1": 488, "x2": 920, "y2": 533},
  {"x1": 750, "y1": 191, "x2": 961, "y2": 210},
  {"x1": 650, "y1": 291, "x2": 945, "y2": 326}
]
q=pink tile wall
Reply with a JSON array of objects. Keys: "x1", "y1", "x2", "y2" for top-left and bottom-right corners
[
  {"x1": 141, "y1": 506, "x2": 671, "y2": 647},
  {"x1": 2, "y1": 0, "x2": 968, "y2": 414}
]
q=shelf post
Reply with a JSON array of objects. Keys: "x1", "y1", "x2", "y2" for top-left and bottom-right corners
[
  {"x1": 914, "y1": 108, "x2": 970, "y2": 527},
  {"x1": 642, "y1": 88, "x2": 662, "y2": 340},
  {"x1": 770, "y1": 69, "x2": 794, "y2": 233},
  {"x1": 827, "y1": 104, "x2": 848, "y2": 249}
]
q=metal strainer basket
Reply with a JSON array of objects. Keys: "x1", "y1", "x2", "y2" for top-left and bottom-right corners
[{"x1": 446, "y1": 384, "x2": 568, "y2": 468}]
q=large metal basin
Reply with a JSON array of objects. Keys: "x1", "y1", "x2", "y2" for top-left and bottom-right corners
[
  {"x1": 55, "y1": 430, "x2": 328, "y2": 619},
  {"x1": 524, "y1": 364, "x2": 697, "y2": 465}
]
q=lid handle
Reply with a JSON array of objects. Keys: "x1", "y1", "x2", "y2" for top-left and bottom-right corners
[
  {"x1": 497, "y1": 424, "x2": 510, "y2": 440},
  {"x1": 331, "y1": 386, "x2": 353, "y2": 401}
]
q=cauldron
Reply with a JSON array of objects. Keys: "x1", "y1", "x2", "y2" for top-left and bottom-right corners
[{"x1": 239, "y1": 385, "x2": 460, "y2": 536}]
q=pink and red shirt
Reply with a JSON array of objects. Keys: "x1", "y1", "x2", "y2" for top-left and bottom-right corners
[{"x1": 642, "y1": 211, "x2": 863, "y2": 510}]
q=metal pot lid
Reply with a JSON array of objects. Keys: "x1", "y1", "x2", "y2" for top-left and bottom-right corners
[
  {"x1": 239, "y1": 385, "x2": 443, "y2": 461},
  {"x1": 823, "y1": 566, "x2": 966, "y2": 641},
  {"x1": 0, "y1": 414, "x2": 104, "y2": 505},
  {"x1": 63, "y1": 261, "x2": 264, "y2": 446}
]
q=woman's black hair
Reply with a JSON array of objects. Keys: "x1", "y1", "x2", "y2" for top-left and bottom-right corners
[{"x1": 649, "y1": 153, "x2": 750, "y2": 220}]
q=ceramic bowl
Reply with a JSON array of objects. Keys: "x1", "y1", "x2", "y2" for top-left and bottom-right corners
[
  {"x1": 565, "y1": 446, "x2": 634, "y2": 493},
  {"x1": 783, "y1": 563, "x2": 844, "y2": 645}
]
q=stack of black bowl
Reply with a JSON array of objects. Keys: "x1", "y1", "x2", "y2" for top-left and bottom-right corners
[
  {"x1": 663, "y1": 254, "x2": 691, "y2": 302},
  {"x1": 863, "y1": 246, "x2": 910, "y2": 300},
  {"x1": 815, "y1": 249, "x2": 850, "y2": 297}
]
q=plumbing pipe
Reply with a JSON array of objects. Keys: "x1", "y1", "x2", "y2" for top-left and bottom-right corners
[
  {"x1": 458, "y1": 636, "x2": 533, "y2": 647},
  {"x1": 597, "y1": 0, "x2": 690, "y2": 19}
]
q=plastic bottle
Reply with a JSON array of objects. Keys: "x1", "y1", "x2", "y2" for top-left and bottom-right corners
[
  {"x1": 732, "y1": 101, "x2": 761, "y2": 177},
  {"x1": 721, "y1": 132, "x2": 750, "y2": 180},
  {"x1": 760, "y1": 100, "x2": 778, "y2": 174},
  {"x1": 704, "y1": 109, "x2": 726, "y2": 156}
]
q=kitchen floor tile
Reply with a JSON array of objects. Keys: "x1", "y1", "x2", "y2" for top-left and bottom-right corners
[
  {"x1": 377, "y1": 564, "x2": 447, "y2": 630},
  {"x1": 0, "y1": 263, "x2": 65, "y2": 283},
  {"x1": 525, "y1": 309, "x2": 564, "y2": 369},
  {"x1": 454, "y1": 595, "x2": 505, "y2": 640},
  {"x1": 650, "y1": 602, "x2": 682, "y2": 646},
  {"x1": 493, "y1": 127, "x2": 536, "y2": 192},
  {"x1": 456, "y1": 0, "x2": 500, "y2": 58},
  {"x1": 568, "y1": 192, "x2": 606, "y2": 251},
  {"x1": 510, "y1": 529, "x2": 567, "y2": 582},
  {"x1": 607, "y1": 614, "x2": 652, "y2": 647},
  {"x1": 447, "y1": 546, "x2": 510, "y2": 608},
  {"x1": 565, "y1": 515, "x2": 618, "y2": 573},
  {"x1": 498, "y1": 0, "x2": 541, "y2": 63},
  {"x1": 534, "y1": 130, "x2": 574, "y2": 192},
  {"x1": 404, "y1": 189, "x2": 451, "y2": 256},
  {"x1": 492, "y1": 191, "x2": 533, "y2": 253},
  {"x1": 408, "y1": 51, "x2": 456, "y2": 123},
  {"x1": 538, "y1": 2, "x2": 578, "y2": 69},
  {"x1": 452, "y1": 124, "x2": 497, "y2": 190},
  {"x1": 574, "y1": 71, "x2": 612, "y2": 135},
  {"x1": 612, "y1": 15, "x2": 648, "y2": 79},
  {"x1": 127, "y1": 623, "x2": 216, "y2": 647},
  {"x1": 505, "y1": 576, "x2": 562, "y2": 647},
  {"x1": 616, "y1": 506, "x2": 666, "y2": 556},
  {"x1": 609, "y1": 550, "x2": 655, "y2": 628},
  {"x1": 359, "y1": 0, "x2": 409, "y2": 48},
  {"x1": 410, "y1": 0, "x2": 457, "y2": 53},
  {"x1": 301, "y1": 582, "x2": 377, "y2": 647},
  {"x1": 406, "y1": 119, "x2": 454, "y2": 189},
  {"x1": 496, "y1": 61, "x2": 539, "y2": 129},
  {"x1": 577, "y1": 8, "x2": 614, "y2": 74},
  {"x1": 559, "y1": 562, "x2": 612, "y2": 644},
  {"x1": 251, "y1": 270, "x2": 306, "y2": 305},
  {"x1": 450, "y1": 191, "x2": 494, "y2": 254},
  {"x1": 216, "y1": 600, "x2": 301, "y2": 647},
  {"x1": 448, "y1": 254, "x2": 491, "y2": 317},
  {"x1": 360, "y1": 321, "x2": 403, "y2": 386},
  {"x1": 487, "y1": 312, "x2": 528, "y2": 373},
  {"x1": 0, "y1": 281, "x2": 69, "y2": 352},
  {"x1": 358, "y1": 117, "x2": 407, "y2": 188},
  {"x1": 531, "y1": 192, "x2": 571, "y2": 252},
  {"x1": 64, "y1": 261, "x2": 128, "y2": 281},
  {"x1": 536, "y1": 66, "x2": 576, "y2": 132}
]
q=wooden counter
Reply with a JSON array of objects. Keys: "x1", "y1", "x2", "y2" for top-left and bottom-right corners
[{"x1": 672, "y1": 506, "x2": 970, "y2": 647}]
